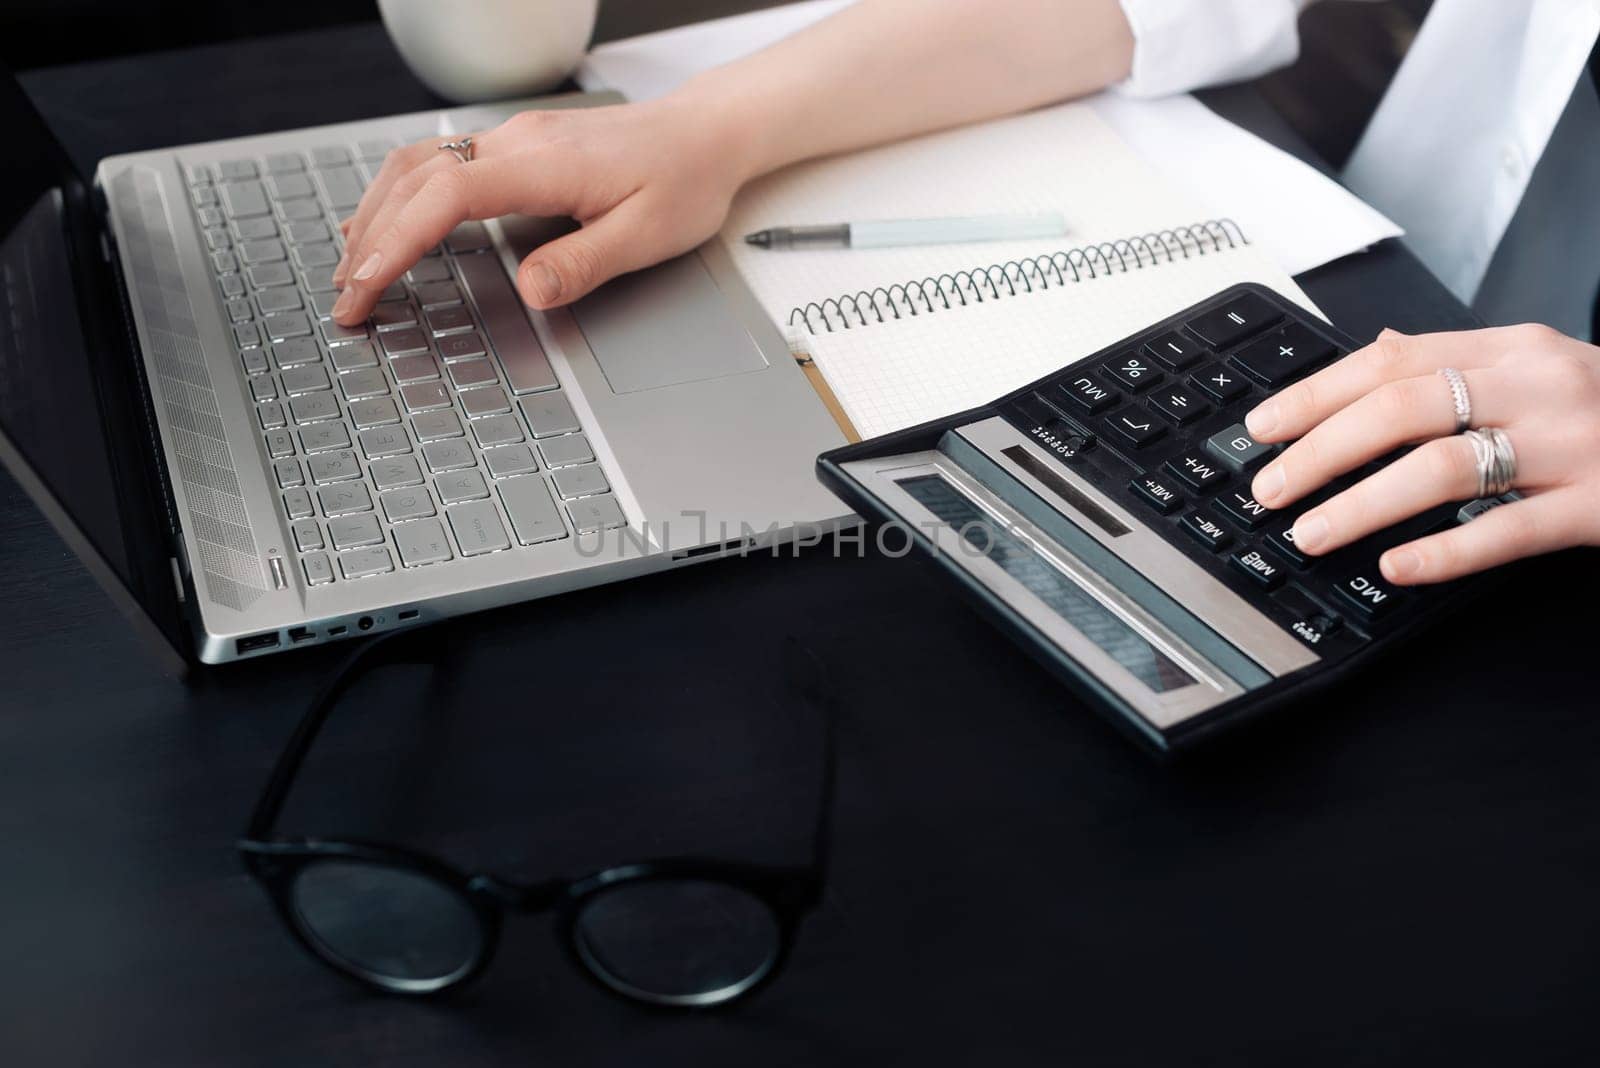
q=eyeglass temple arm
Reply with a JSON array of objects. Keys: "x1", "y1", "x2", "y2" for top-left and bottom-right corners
[{"x1": 244, "y1": 629, "x2": 439, "y2": 841}]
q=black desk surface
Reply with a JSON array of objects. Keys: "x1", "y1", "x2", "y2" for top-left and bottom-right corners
[{"x1": 7, "y1": 22, "x2": 1598, "y2": 1068}]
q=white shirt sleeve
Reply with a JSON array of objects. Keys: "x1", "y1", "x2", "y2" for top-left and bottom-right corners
[{"x1": 1113, "y1": 0, "x2": 1320, "y2": 99}]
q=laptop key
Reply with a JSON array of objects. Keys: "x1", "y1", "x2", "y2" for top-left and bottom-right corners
[
  {"x1": 307, "y1": 450, "x2": 361, "y2": 484},
  {"x1": 411, "y1": 410, "x2": 464, "y2": 441},
  {"x1": 357, "y1": 138, "x2": 396, "y2": 162},
  {"x1": 445, "y1": 221, "x2": 493, "y2": 252},
  {"x1": 537, "y1": 433, "x2": 593, "y2": 468},
  {"x1": 303, "y1": 267, "x2": 338, "y2": 293},
  {"x1": 391, "y1": 354, "x2": 441, "y2": 383},
  {"x1": 285, "y1": 221, "x2": 330, "y2": 245},
  {"x1": 349, "y1": 397, "x2": 401, "y2": 429},
  {"x1": 251, "y1": 377, "x2": 279, "y2": 402},
  {"x1": 219, "y1": 272, "x2": 246, "y2": 298},
  {"x1": 293, "y1": 243, "x2": 340, "y2": 269},
  {"x1": 290, "y1": 392, "x2": 339, "y2": 424},
  {"x1": 257, "y1": 402, "x2": 286, "y2": 430},
  {"x1": 446, "y1": 500, "x2": 512, "y2": 556},
  {"x1": 310, "y1": 291, "x2": 340, "y2": 319},
  {"x1": 273, "y1": 458, "x2": 303, "y2": 488},
  {"x1": 461, "y1": 386, "x2": 512, "y2": 418},
  {"x1": 265, "y1": 312, "x2": 312, "y2": 341},
  {"x1": 372, "y1": 303, "x2": 419, "y2": 331},
  {"x1": 221, "y1": 180, "x2": 270, "y2": 218},
  {"x1": 232, "y1": 217, "x2": 278, "y2": 241},
  {"x1": 423, "y1": 439, "x2": 476, "y2": 472},
  {"x1": 552, "y1": 464, "x2": 609, "y2": 500},
  {"x1": 318, "y1": 483, "x2": 374, "y2": 517},
  {"x1": 471, "y1": 414, "x2": 524, "y2": 448},
  {"x1": 426, "y1": 305, "x2": 475, "y2": 335},
  {"x1": 394, "y1": 518, "x2": 454, "y2": 567},
  {"x1": 317, "y1": 166, "x2": 365, "y2": 211},
  {"x1": 414, "y1": 281, "x2": 463, "y2": 308},
  {"x1": 320, "y1": 319, "x2": 368, "y2": 345},
  {"x1": 264, "y1": 429, "x2": 296, "y2": 459},
  {"x1": 257, "y1": 289, "x2": 302, "y2": 316},
  {"x1": 454, "y1": 251, "x2": 558, "y2": 394},
  {"x1": 280, "y1": 365, "x2": 331, "y2": 395},
  {"x1": 192, "y1": 186, "x2": 218, "y2": 208},
  {"x1": 401, "y1": 382, "x2": 451, "y2": 412},
  {"x1": 484, "y1": 445, "x2": 538, "y2": 478},
  {"x1": 381, "y1": 486, "x2": 436, "y2": 521},
  {"x1": 302, "y1": 553, "x2": 335, "y2": 586},
  {"x1": 265, "y1": 151, "x2": 305, "y2": 174},
  {"x1": 329, "y1": 513, "x2": 384, "y2": 550},
  {"x1": 436, "y1": 469, "x2": 490, "y2": 504},
  {"x1": 271, "y1": 337, "x2": 320, "y2": 368},
  {"x1": 277, "y1": 198, "x2": 323, "y2": 222},
  {"x1": 406, "y1": 258, "x2": 453, "y2": 284},
  {"x1": 299, "y1": 422, "x2": 352, "y2": 453},
  {"x1": 240, "y1": 347, "x2": 268, "y2": 375},
  {"x1": 567, "y1": 495, "x2": 625, "y2": 534},
  {"x1": 372, "y1": 456, "x2": 425, "y2": 490},
  {"x1": 359, "y1": 426, "x2": 411, "y2": 459},
  {"x1": 239, "y1": 238, "x2": 286, "y2": 265},
  {"x1": 448, "y1": 359, "x2": 498, "y2": 390},
  {"x1": 437, "y1": 331, "x2": 487, "y2": 362},
  {"x1": 292, "y1": 520, "x2": 323, "y2": 551},
  {"x1": 381, "y1": 328, "x2": 431, "y2": 357},
  {"x1": 498, "y1": 475, "x2": 567, "y2": 544},
  {"x1": 338, "y1": 546, "x2": 394, "y2": 580},
  {"x1": 339, "y1": 368, "x2": 390, "y2": 401},
  {"x1": 282, "y1": 488, "x2": 314, "y2": 519},
  {"x1": 265, "y1": 173, "x2": 315, "y2": 201},
  {"x1": 331, "y1": 342, "x2": 380, "y2": 373},
  {"x1": 520, "y1": 392, "x2": 579, "y2": 437},
  {"x1": 248, "y1": 263, "x2": 295, "y2": 289},
  {"x1": 312, "y1": 145, "x2": 352, "y2": 168},
  {"x1": 212, "y1": 250, "x2": 238, "y2": 274},
  {"x1": 218, "y1": 159, "x2": 258, "y2": 181}
]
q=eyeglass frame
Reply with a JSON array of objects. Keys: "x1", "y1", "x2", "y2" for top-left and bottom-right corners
[{"x1": 237, "y1": 627, "x2": 837, "y2": 1007}]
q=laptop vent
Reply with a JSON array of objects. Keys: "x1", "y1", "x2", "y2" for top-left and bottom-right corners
[{"x1": 110, "y1": 167, "x2": 266, "y2": 613}]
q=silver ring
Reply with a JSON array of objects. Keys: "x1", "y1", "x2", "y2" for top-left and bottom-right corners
[
  {"x1": 1461, "y1": 426, "x2": 1517, "y2": 498},
  {"x1": 438, "y1": 136, "x2": 474, "y2": 164},
  {"x1": 1438, "y1": 366, "x2": 1471, "y2": 433}
]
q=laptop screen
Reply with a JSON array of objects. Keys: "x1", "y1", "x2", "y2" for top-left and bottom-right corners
[{"x1": 0, "y1": 74, "x2": 187, "y2": 666}]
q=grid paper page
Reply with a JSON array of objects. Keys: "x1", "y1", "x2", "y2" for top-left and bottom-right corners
[
  {"x1": 804, "y1": 242, "x2": 1317, "y2": 440},
  {"x1": 721, "y1": 101, "x2": 1212, "y2": 334}
]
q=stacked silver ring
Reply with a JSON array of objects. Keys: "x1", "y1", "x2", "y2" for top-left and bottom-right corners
[
  {"x1": 438, "y1": 136, "x2": 475, "y2": 164},
  {"x1": 1462, "y1": 426, "x2": 1517, "y2": 498},
  {"x1": 1438, "y1": 366, "x2": 1472, "y2": 433}
]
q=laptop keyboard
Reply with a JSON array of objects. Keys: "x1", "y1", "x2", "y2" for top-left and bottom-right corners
[{"x1": 184, "y1": 139, "x2": 626, "y2": 589}]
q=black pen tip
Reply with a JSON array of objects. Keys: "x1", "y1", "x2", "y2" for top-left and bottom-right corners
[{"x1": 745, "y1": 231, "x2": 771, "y2": 247}]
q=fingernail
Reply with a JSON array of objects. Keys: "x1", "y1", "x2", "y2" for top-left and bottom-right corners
[
  {"x1": 1295, "y1": 514, "x2": 1330, "y2": 552},
  {"x1": 527, "y1": 262, "x2": 561, "y2": 306},
  {"x1": 1254, "y1": 464, "x2": 1285, "y2": 503},
  {"x1": 352, "y1": 251, "x2": 383, "y2": 281},
  {"x1": 1384, "y1": 548, "x2": 1422, "y2": 581},
  {"x1": 1246, "y1": 401, "x2": 1279, "y2": 438},
  {"x1": 331, "y1": 289, "x2": 353, "y2": 320}
]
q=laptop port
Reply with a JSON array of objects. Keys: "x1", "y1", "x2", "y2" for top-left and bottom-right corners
[
  {"x1": 327, "y1": 625, "x2": 347, "y2": 637},
  {"x1": 287, "y1": 627, "x2": 315, "y2": 644},
  {"x1": 235, "y1": 632, "x2": 281, "y2": 655},
  {"x1": 398, "y1": 609, "x2": 419, "y2": 621},
  {"x1": 357, "y1": 616, "x2": 374, "y2": 631}
]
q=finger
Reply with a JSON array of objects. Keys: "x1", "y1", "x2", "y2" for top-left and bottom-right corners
[
  {"x1": 1290, "y1": 433, "x2": 1490, "y2": 557},
  {"x1": 1252, "y1": 366, "x2": 1526, "y2": 509},
  {"x1": 334, "y1": 141, "x2": 438, "y2": 284},
  {"x1": 336, "y1": 152, "x2": 456, "y2": 294},
  {"x1": 1245, "y1": 327, "x2": 1508, "y2": 443},
  {"x1": 512, "y1": 202, "x2": 658, "y2": 309},
  {"x1": 1380, "y1": 488, "x2": 1587, "y2": 585}
]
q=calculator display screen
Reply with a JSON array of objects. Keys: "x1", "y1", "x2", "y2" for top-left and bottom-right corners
[{"x1": 897, "y1": 475, "x2": 1196, "y2": 694}]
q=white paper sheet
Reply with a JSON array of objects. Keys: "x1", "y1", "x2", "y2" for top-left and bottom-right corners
[{"x1": 575, "y1": 1, "x2": 1401, "y2": 278}]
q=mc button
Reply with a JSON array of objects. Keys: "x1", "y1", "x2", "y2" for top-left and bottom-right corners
[{"x1": 1333, "y1": 570, "x2": 1402, "y2": 621}]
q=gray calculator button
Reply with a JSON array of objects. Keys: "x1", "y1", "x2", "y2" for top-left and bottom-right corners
[
  {"x1": 484, "y1": 445, "x2": 538, "y2": 478},
  {"x1": 217, "y1": 159, "x2": 258, "y2": 181},
  {"x1": 423, "y1": 439, "x2": 476, "y2": 472},
  {"x1": 1205, "y1": 423, "x2": 1274, "y2": 471},
  {"x1": 294, "y1": 243, "x2": 340, "y2": 269},
  {"x1": 265, "y1": 312, "x2": 312, "y2": 341},
  {"x1": 257, "y1": 402, "x2": 286, "y2": 430},
  {"x1": 338, "y1": 546, "x2": 394, "y2": 579},
  {"x1": 257, "y1": 288, "x2": 303, "y2": 315},
  {"x1": 266, "y1": 173, "x2": 315, "y2": 201},
  {"x1": 274, "y1": 458, "x2": 304, "y2": 487},
  {"x1": 281, "y1": 365, "x2": 331, "y2": 395},
  {"x1": 552, "y1": 464, "x2": 610, "y2": 500},
  {"x1": 401, "y1": 382, "x2": 451, "y2": 412},
  {"x1": 436, "y1": 331, "x2": 486, "y2": 362},
  {"x1": 318, "y1": 483, "x2": 374, "y2": 517},
  {"x1": 307, "y1": 450, "x2": 362, "y2": 484},
  {"x1": 299, "y1": 423, "x2": 352, "y2": 454},
  {"x1": 567, "y1": 494, "x2": 625, "y2": 534},
  {"x1": 265, "y1": 151, "x2": 305, "y2": 174},
  {"x1": 520, "y1": 392, "x2": 579, "y2": 438},
  {"x1": 317, "y1": 166, "x2": 365, "y2": 210},
  {"x1": 264, "y1": 429, "x2": 295, "y2": 458},
  {"x1": 292, "y1": 520, "x2": 323, "y2": 551},
  {"x1": 285, "y1": 220, "x2": 330, "y2": 244},
  {"x1": 448, "y1": 358, "x2": 497, "y2": 391},
  {"x1": 372, "y1": 303, "x2": 419, "y2": 331},
  {"x1": 471, "y1": 414, "x2": 524, "y2": 448},
  {"x1": 329, "y1": 513, "x2": 385, "y2": 550},
  {"x1": 277, "y1": 198, "x2": 323, "y2": 221},
  {"x1": 239, "y1": 238, "x2": 286, "y2": 264},
  {"x1": 359, "y1": 426, "x2": 412, "y2": 459},
  {"x1": 394, "y1": 518, "x2": 454, "y2": 567},
  {"x1": 248, "y1": 263, "x2": 295, "y2": 288},
  {"x1": 340, "y1": 368, "x2": 391, "y2": 401},
  {"x1": 497, "y1": 475, "x2": 566, "y2": 545},
  {"x1": 461, "y1": 386, "x2": 512, "y2": 418},
  {"x1": 414, "y1": 281, "x2": 463, "y2": 308},
  {"x1": 282, "y1": 488, "x2": 314, "y2": 519},
  {"x1": 405, "y1": 258, "x2": 453, "y2": 284},
  {"x1": 232, "y1": 217, "x2": 278, "y2": 241},
  {"x1": 537, "y1": 433, "x2": 593, "y2": 468},
  {"x1": 221, "y1": 180, "x2": 269, "y2": 218},
  {"x1": 411, "y1": 409, "x2": 463, "y2": 441},
  {"x1": 331, "y1": 341, "x2": 379, "y2": 372},
  {"x1": 446, "y1": 500, "x2": 511, "y2": 556},
  {"x1": 381, "y1": 486, "x2": 437, "y2": 521},
  {"x1": 272, "y1": 337, "x2": 321, "y2": 367},
  {"x1": 391, "y1": 354, "x2": 441, "y2": 384},
  {"x1": 290, "y1": 392, "x2": 340, "y2": 424},
  {"x1": 371, "y1": 456, "x2": 426, "y2": 491},
  {"x1": 350, "y1": 397, "x2": 401, "y2": 429},
  {"x1": 302, "y1": 553, "x2": 334, "y2": 585},
  {"x1": 435, "y1": 469, "x2": 489, "y2": 504}
]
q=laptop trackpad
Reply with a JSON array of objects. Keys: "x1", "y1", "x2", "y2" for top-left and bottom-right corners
[{"x1": 565, "y1": 252, "x2": 768, "y2": 393}]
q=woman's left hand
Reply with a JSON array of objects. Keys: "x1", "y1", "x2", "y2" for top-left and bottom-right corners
[{"x1": 1243, "y1": 323, "x2": 1600, "y2": 586}]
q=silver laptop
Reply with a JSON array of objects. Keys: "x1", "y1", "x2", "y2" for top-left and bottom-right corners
[{"x1": 0, "y1": 78, "x2": 849, "y2": 667}]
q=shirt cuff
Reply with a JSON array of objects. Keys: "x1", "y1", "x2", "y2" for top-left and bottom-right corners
[{"x1": 1113, "y1": 0, "x2": 1307, "y2": 99}]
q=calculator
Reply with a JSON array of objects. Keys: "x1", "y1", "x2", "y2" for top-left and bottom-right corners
[{"x1": 816, "y1": 284, "x2": 1498, "y2": 752}]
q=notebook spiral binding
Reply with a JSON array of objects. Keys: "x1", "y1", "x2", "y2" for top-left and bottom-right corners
[{"x1": 787, "y1": 218, "x2": 1247, "y2": 336}]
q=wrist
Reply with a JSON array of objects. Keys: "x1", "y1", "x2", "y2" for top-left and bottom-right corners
[{"x1": 665, "y1": 68, "x2": 795, "y2": 186}]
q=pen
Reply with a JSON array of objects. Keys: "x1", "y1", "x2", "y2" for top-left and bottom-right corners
[{"x1": 744, "y1": 212, "x2": 1068, "y2": 250}]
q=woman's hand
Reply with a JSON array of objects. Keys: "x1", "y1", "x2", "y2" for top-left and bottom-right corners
[
  {"x1": 331, "y1": 93, "x2": 758, "y2": 326},
  {"x1": 1243, "y1": 324, "x2": 1600, "y2": 586}
]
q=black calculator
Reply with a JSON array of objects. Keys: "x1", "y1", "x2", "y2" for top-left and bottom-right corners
[{"x1": 817, "y1": 284, "x2": 1498, "y2": 752}]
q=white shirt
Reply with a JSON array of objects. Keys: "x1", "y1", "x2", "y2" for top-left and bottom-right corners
[{"x1": 1115, "y1": 0, "x2": 1600, "y2": 307}]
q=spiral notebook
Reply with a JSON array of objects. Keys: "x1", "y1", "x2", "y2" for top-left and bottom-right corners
[{"x1": 718, "y1": 101, "x2": 1318, "y2": 441}]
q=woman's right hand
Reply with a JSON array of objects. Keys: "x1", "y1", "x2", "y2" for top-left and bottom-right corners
[{"x1": 331, "y1": 92, "x2": 758, "y2": 326}]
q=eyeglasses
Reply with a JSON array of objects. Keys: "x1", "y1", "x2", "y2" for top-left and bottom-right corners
[{"x1": 239, "y1": 629, "x2": 835, "y2": 1006}]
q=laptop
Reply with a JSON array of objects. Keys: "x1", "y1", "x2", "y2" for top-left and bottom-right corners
[{"x1": 0, "y1": 74, "x2": 849, "y2": 668}]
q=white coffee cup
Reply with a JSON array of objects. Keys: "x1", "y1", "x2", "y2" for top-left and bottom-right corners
[{"x1": 378, "y1": 0, "x2": 601, "y2": 103}]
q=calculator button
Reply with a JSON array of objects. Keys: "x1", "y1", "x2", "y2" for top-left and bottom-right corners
[
  {"x1": 1103, "y1": 406, "x2": 1166, "y2": 448},
  {"x1": 1129, "y1": 475, "x2": 1183, "y2": 515},
  {"x1": 1265, "y1": 519, "x2": 1312, "y2": 567},
  {"x1": 1205, "y1": 423, "x2": 1273, "y2": 471},
  {"x1": 1185, "y1": 292, "x2": 1280, "y2": 349},
  {"x1": 1164, "y1": 453, "x2": 1228, "y2": 493},
  {"x1": 1144, "y1": 331, "x2": 1204, "y2": 371},
  {"x1": 1277, "y1": 588, "x2": 1343, "y2": 649},
  {"x1": 1147, "y1": 386, "x2": 1211, "y2": 426},
  {"x1": 1216, "y1": 489, "x2": 1274, "y2": 530},
  {"x1": 1189, "y1": 364, "x2": 1251, "y2": 404},
  {"x1": 1229, "y1": 547, "x2": 1287, "y2": 590},
  {"x1": 1100, "y1": 354, "x2": 1163, "y2": 393},
  {"x1": 1331, "y1": 569, "x2": 1402, "y2": 621},
  {"x1": 1058, "y1": 374, "x2": 1119, "y2": 413},
  {"x1": 1180, "y1": 511, "x2": 1233, "y2": 552},
  {"x1": 1231, "y1": 323, "x2": 1338, "y2": 387}
]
